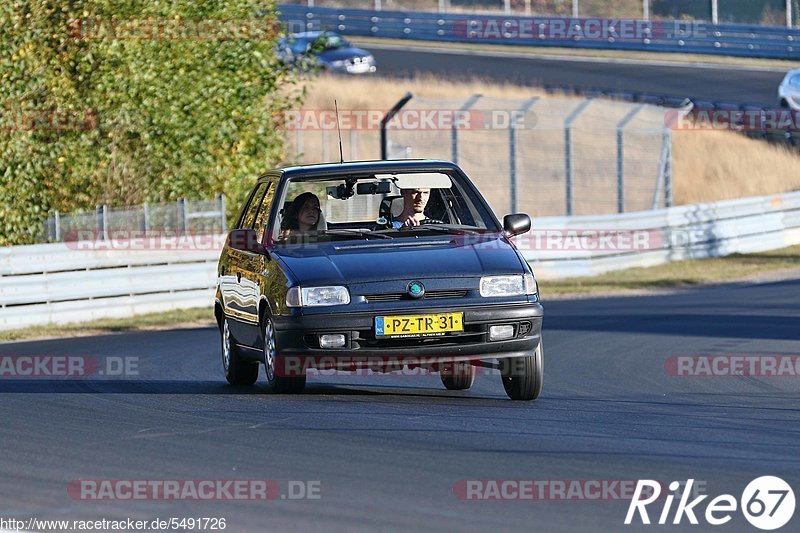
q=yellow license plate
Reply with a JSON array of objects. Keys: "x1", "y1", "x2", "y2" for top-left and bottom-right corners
[{"x1": 375, "y1": 312, "x2": 463, "y2": 338}]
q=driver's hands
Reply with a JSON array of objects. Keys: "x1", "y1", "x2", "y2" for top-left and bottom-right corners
[{"x1": 403, "y1": 217, "x2": 420, "y2": 227}]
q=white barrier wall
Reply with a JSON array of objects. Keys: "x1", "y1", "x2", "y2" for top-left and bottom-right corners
[{"x1": 1, "y1": 191, "x2": 799, "y2": 330}]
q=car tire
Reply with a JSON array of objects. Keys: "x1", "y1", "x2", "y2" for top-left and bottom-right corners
[
  {"x1": 263, "y1": 316, "x2": 306, "y2": 394},
  {"x1": 221, "y1": 317, "x2": 259, "y2": 386},
  {"x1": 781, "y1": 98, "x2": 790, "y2": 108},
  {"x1": 440, "y1": 361, "x2": 476, "y2": 390},
  {"x1": 501, "y1": 340, "x2": 543, "y2": 401}
]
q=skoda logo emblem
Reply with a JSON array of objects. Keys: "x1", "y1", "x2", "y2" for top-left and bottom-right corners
[{"x1": 407, "y1": 281, "x2": 425, "y2": 299}]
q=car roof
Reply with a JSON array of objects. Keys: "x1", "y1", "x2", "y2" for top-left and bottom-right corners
[
  {"x1": 289, "y1": 31, "x2": 339, "y2": 39},
  {"x1": 271, "y1": 159, "x2": 461, "y2": 180}
]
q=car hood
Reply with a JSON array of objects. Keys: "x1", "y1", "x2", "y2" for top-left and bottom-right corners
[
  {"x1": 316, "y1": 47, "x2": 372, "y2": 62},
  {"x1": 272, "y1": 235, "x2": 525, "y2": 285}
]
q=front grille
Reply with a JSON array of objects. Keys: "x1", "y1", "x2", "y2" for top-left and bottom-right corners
[{"x1": 363, "y1": 290, "x2": 468, "y2": 303}]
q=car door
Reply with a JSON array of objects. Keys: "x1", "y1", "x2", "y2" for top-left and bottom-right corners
[
  {"x1": 221, "y1": 181, "x2": 268, "y2": 344},
  {"x1": 236, "y1": 177, "x2": 280, "y2": 347}
]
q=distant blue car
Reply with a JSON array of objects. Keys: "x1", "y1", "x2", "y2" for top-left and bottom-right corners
[{"x1": 278, "y1": 31, "x2": 377, "y2": 74}]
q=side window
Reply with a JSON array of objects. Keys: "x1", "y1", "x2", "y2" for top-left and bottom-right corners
[
  {"x1": 253, "y1": 180, "x2": 277, "y2": 244},
  {"x1": 238, "y1": 183, "x2": 267, "y2": 230},
  {"x1": 791, "y1": 74, "x2": 800, "y2": 88}
]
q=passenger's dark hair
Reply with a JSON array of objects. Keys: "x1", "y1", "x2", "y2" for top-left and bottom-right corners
[{"x1": 281, "y1": 192, "x2": 320, "y2": 231}]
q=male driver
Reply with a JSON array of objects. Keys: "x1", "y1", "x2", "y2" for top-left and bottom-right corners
[{"x1": 392, "y1": 188, "x2": 430, "y2": 228}]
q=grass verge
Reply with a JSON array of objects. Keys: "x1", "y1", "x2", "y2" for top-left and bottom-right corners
[
  {"x1": 541, "y1": 244, "x2": 800, "y2": 297},
  {"x1": 0, "y1": 307, "x2": 215, "y2": 343}
]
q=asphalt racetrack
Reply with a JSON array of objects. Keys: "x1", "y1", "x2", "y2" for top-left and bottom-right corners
[
  {"x1": 1, "y1": 278, "x2": 798, "y2": 532},
  {"x1": 370, "y1": 45, "x2": 788, "y2": 107}
]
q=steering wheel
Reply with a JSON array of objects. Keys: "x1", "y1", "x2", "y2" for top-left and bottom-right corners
[{"x1": 419, "y1": 218, "x2": 444, "y2": 225}]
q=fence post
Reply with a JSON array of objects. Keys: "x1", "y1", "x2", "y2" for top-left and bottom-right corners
[
  {"x1": 509, "y1": 97, "x2": 539, "y2": 214},
  {"x1": 177, "y1": 198, "x2": 187, "y2": 234},
  {"x1": 616, "y1": 105, "x2": 644, "y2": 214},
  {"x1": 643, "y1": 0, "x2": 650, "y2": 20},
  {"x1": 788, "y1": 0, "x2": 793, "y2": 28},
  {"x1": 452, "y1": 94, "x2": 482, "y2": 165},
  {"x1": 564, "y1": 99, "x2": 592, "y2": 216},
  {"x1": 711, "y1": 0, "x2": 718, "y2": 25},
  {"x1": 375, "y1": 0, "x2": 381, "y2": 11},
  {"x1": 381, "y1": 92, "x2": 413, "y2": 160},
  {"x1": 96, "y1": 205, "x2": 107, "y2": 240},
  {"x1": 218, "y1": 194, "x2": 227, "y2": 233},
  {"x1": 143, "y1": 202, "x2": 149, "y2": 232},
  {"x1": 504, "y1": 0, "x2": 511, "y2": 14},
  {"x1": 665, "y1": 129, "x2": 673, "y2": 208},
  {"x1": 572, "y1": 0, "x2": 579, "y2": 18},
  {"x1": 54, "y1": 210, "x2": 61, "y2": 241}
]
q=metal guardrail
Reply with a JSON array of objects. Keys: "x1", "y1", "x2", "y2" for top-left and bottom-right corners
[
  {"x1": 278, "y1": 4, "x2": 800, "y2": 60},
  {"x1": 526, "y1": 191, "x2": 800, "y2": 279},
  {"x1": 1, "y1": 191, "x2": 799, "y2": 330}
]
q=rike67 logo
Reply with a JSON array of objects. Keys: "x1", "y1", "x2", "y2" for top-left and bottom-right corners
[{"x1": 625, "y1": 477, "x2": 795, "y2": 530}]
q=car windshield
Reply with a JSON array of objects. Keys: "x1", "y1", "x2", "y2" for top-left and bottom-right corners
[
  {"x1": 273, "y1": 171, "x2": 500, "y2": 245},
  {"x1": 313, "y1": 34, "x2": 349, "y2": 50}
]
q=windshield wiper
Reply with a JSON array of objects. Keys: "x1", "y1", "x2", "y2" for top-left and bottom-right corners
[{"x1": 399, "y1": 225, "x2": 479, "y2": 235}]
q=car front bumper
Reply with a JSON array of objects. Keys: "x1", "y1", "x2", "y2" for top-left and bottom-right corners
[{"x1": 271, "y1": 302, "x2": 543, "y2": 373}]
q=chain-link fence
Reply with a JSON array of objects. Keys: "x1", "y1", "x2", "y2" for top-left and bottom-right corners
[
  {"x1": 282, "y1": 1, "x2": 800, "y2": 26},
  {"x1": 41, "y1": 196, "x2": 228, "y2": 242},
  {"x1": 286, "y1": 95, "x2": 673, "y2": 218}
]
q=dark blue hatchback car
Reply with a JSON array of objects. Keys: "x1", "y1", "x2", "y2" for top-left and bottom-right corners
[
  {"x1": 215, "y1": 160, "x2": 543, "y2": 400},
  {"x1": 278, "y1": 31, "x2": 376, "y2": 74}
]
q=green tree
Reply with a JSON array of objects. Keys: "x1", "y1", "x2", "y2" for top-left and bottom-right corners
[{"x1": 0, "y1": 0, "x2": 303, "y2": 245}]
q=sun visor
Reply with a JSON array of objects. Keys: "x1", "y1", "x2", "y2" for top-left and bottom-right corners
[{"x1": 378, "y1": 173, "x2": 452, "y2": 190}]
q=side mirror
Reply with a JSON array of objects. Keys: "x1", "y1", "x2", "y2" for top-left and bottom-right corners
[
  {"x1": 503, "y1": 214, "x2": 531, "y2": 237},
  {"x1": 227, "y1": 228, "x2": 263, "y2": 254}
]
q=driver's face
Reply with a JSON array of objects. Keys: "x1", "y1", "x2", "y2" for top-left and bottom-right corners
[{"x1": 403, "y1": 188, "x2": 430, "y2": 214}]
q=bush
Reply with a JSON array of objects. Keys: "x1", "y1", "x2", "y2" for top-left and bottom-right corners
[{"x1": 0, "y1": 1, "x2": 303, "y2": 245}]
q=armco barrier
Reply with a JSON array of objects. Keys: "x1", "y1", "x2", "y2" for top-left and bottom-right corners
[
  {"x1": 1, "y1": 191, "x2": 799, "y2": 330},
  {"x1": 278, "y1": 4, "x2": 800, "y2": 60},
  {"x1": 526, "y1": 191, "x2": 800, "y2": 279}
]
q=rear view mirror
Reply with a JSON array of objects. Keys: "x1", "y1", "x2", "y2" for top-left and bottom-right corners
[
  {"x1": 227, "y1": 228, "x2": 262, "y2": 253},
  {"x1": 356, "y1": 181, "x2": 391, "y2": 195},
  {"x1": 503, "y1": 214, "x2": 531, "y2": 237}
]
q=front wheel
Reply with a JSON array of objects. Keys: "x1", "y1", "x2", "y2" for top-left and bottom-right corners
[
  {"x1": 221, "y1": 317, "x2": 259, "y2": 386},
  {"x1": 440, "y1": 361, "x2": 476, "y2": 390},
  {"x1": 263, "y1": 316, "x2": 306, "y2": 394},
  {"x1": 500, "y1": 340, "x2": 543, "y2": 401}
]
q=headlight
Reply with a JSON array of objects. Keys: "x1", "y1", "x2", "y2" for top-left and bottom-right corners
[
  {"x1": 480, "y1": 275, "x2": 538, "y2": 298},
  {"x1": 286, "y1": 286, "x2": 350, "y2": 307}
]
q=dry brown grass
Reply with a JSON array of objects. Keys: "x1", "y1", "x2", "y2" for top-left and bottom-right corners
[
  {"x1": 291, "y1": 75, "x2": 800, "y2": 208},
  {"x1": 673, "y1": 130, "x2": 800, "y2": 204},
  {"x1": 301, "y1": 73, "x2": 548, "y2": 108}
]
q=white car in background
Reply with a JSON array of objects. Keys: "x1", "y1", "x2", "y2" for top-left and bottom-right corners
[{"x1": 778, "y1": 69, "x2": 800, "y2": 110}]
